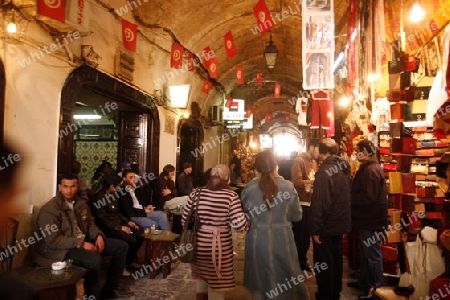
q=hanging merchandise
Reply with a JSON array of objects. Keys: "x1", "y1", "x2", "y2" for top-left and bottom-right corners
[
  {"x1": 302, "y1": 0, "x2": 335, "y2": 90},
  {"x1": 295, "y1": 97, "x2": 308, "y2": 126},
  {"x1": 310, "y1": 90, "x2": 331, "y2": 129},
  {"x1": 371, "y1": 97, "x2": 391, "y2": 132}
]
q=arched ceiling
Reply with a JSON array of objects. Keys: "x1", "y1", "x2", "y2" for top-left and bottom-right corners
[{"x1": 134, "y1": 0, "x2": 350, "y2": 128}]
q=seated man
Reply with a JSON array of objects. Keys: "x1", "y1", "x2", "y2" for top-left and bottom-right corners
[
  {"x1": 34, "y1": 173, "x2": 128, "y2": 300},
  {"x1": 176, "y1": 162, "x2": 194, "y2": 196},
  {"x1": 91, "y1": 174, "x2": 144, "y2": 275},
  {"x1": 118, "y1": 169, "x2": 171, "y2": 230},
  {"x1": 155, "y1": 164, "x2": 189, "y2": 210}
]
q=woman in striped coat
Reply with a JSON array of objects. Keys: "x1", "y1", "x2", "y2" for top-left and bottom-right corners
[{"x1": 182, "y1": 164, "x2": 249, "y2": 300}]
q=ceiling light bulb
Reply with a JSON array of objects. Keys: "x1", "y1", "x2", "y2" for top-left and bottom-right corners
[
  {"x1": 7, "y1": 22, "x2": 17, "y2": 33},
  {"x1": 409, "y1": 3, "x2": 424, "y2": 22}
]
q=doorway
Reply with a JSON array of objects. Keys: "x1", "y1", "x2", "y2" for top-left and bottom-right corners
[
  {"x1": 177, "y1": 118, "x2": 204, "y2": 187},
  {"x1": 58, "y1": 66, "x2": 160, "y2": 183}
]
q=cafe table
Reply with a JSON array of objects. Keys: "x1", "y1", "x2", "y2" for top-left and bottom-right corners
[
  {"x1": 7, "y1": 265, "x2": 88, "y2": 300},
  {"x1": 142, "y1": 230, "x2": 180, "y2": 279}
]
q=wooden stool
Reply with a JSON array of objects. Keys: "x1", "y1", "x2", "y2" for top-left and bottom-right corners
[{"x1": 143, "y1": 230, "x2": 180, "y2": 279}]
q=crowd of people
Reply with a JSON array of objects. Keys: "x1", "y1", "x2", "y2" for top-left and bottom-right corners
[{"x1": 0, "y1": 137, "x2": 388, "y2": 300}]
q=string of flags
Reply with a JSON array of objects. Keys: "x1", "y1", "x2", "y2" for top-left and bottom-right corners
[{"x1": 36, "y1": 0, "x2": 283, "y2": 116}]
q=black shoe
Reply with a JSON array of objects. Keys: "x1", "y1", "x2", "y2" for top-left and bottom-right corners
[
  {"x1": 300, "y1": 264, "x2": 312, "y2": 272},
  {"x1": 347, "y1": 281, "x2": 363, "y2": 290}
]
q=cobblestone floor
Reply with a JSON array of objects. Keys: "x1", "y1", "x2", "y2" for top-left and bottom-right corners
[{"x1": 112, "y1": 232, "x2": 395, "y2": 300}]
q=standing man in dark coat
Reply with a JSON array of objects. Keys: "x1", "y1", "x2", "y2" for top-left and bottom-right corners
[
  {"x1": 177, "y1": 162, "x2": 194, "y2": 196},
  {"x1": 308, "y1": 138, "x2": 351, "y2": 300},
  {"x1": 351, "y1": 139, "x2": 388, "y2": 299}
]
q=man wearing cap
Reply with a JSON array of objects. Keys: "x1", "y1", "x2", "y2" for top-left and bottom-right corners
[
  {"x1": 350, "y1": 139, "x2": 388, "y2": 299},
  {"x1": 177, "y1": 162, "x2": 194, "y2": 196}
]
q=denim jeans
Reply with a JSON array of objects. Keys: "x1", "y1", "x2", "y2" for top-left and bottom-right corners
[
  {"x1": 358, "y1": 229, "x2": 384, "y2": 291},
  {"x1": 65, "y1": 237, "x2": 128, "y2": 299},
  {"x1": 131, "y1": 210, "x2": 171, "y2": 231}
]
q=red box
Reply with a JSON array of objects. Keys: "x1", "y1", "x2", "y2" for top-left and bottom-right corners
[
  {"x1": 402, "y1": 173, "x2": 416, "y2": 193},
  {"x1": 427, "y1": 212, "x2": 443, "y2": 219},
  {"x1": 435, "y1": 197, "x2": 445, "y2": 205},
  {"x1": 416, "y1": 187, "x2": 436, "y2": 197}
]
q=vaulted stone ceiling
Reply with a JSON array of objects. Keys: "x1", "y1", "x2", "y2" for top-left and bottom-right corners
[{"x1": 134, "y1": 0, "x2": 350, "y2": 117}]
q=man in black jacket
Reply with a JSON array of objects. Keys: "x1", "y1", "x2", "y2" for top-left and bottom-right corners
[
  {"x1": 308, "y1": 138, "x2": 351, "y2": 300},
  {"x1": 351, "y1": 139, "x2": 388, "y2": 299},
  {"x1": 177, "y1": 162, "x2": 194, "y2": 196},
  {"x1": 91, "y1": 174, "x2": 144, "y2": 274}
]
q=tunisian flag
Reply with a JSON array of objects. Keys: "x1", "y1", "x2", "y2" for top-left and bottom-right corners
[
  {"x1": 265, "y1": 112, "x2": 272, "y2": 123},
  {"x1": 121, "y1": 19, "x2": 137, "y2": 52},
  {"x1": 253, "y1": 0, "x2": 274, "y2": 34},
  {"x1": 171, "y1": 43, "x2": 184, "y2": 69},
  {"x1": 236, "y1": 66, "x2": 244, "y2": 84},
  {"x1": 208, "y1": 58, "x2": 218, "y2": 78},
  {"x1": 224, "y1": 31, "x2": 238, "y2": 57},
  {"x1": 274, "y1": 82, "x2": 281, "y2": 98},
  {"x1": 256, "y1": 72, "x2": 263, "y2": 85},
  {"x1": 187, "y1": 53, "x2": 194, "y2": 71},
  {"x1": 201, "y1": 80, "x2": 212, "y2": 94},
  {"x1": 37, "y1": 0, "x2": 66, "y2": 23},
  {"x1": 203, "y1": 46, "x2": 212, "y2": 68}
]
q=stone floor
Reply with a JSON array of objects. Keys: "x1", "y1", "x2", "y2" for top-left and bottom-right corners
[{"x1": 112, "y1": 232, "x2": 400, "y2": 300}]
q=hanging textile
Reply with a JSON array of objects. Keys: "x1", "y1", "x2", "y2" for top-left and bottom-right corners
[{"x1": 302, "y1": 0, "x2": 334, "y2": 90}]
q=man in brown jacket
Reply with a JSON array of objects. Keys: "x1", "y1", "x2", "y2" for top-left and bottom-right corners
[
  {"x1": 290, "y1": 139, "x2": 319, "y2": 272},
  {"x1": 35, "y1": 173, "x2": 128, "y2": 300}
]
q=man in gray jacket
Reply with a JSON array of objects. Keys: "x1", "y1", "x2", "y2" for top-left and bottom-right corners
[{"x1": 35, "y1": 173, "x2": 128, "y2": 299}]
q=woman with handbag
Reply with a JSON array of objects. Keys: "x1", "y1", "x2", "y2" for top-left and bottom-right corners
[
  {"x1": 181, "y1": 164, "x2": 249, "y2": 300},
  {"x1": 241, "y1": 150, "x2": 308, "y2": 300}
]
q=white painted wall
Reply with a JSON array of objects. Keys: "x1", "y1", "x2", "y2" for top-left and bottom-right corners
[{"x1": 1, "y1": 0, "x2": 222, "y2": 208}]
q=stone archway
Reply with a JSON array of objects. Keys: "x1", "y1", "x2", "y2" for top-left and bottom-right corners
[{"x1": 58, "y1": 65, "x2": 160, "y2": 175}]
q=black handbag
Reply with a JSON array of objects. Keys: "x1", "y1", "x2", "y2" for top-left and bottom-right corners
[{"x1": 178, "y1": 188, "x2": 201, "y2": 263}]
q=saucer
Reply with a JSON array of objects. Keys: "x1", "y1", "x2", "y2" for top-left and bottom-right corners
[{"x1": 151, "y1": 230, "x2": 162, "y2": 235}]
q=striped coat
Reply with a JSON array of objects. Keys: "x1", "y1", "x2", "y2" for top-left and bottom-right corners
[{"x1": 181, "y1": 187, "x2": 248, "y2": 291}]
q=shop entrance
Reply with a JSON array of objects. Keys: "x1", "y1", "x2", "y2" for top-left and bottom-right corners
[{"x1": 58, "y1": 66, "x2": 160, "y2": 184}]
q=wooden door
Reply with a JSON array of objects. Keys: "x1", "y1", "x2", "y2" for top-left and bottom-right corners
[
  {"x1": 179, "y1": 124, "x2": 203, "y2": 186},
  {"x1": 118, "y1": 112, "x2": 148, "y2": 175}
]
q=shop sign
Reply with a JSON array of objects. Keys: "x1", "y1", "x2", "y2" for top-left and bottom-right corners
[{"x1": 223, "y1": 99, "x2": 245, "y2": 120}]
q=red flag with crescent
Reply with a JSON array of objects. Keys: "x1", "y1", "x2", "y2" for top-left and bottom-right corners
[
  {"x1": 253, "y1": 0, "x2": 274, "y2": 34},
  {"x1": 171, "y1": 43, "x2": 184, "y2": 68},
  {"x1": 256, "y1": 72, "x2": 263, "y2": 85},
  {"x1": 121, "y1": 19, "x2": 137, "y2": 52},
  {"x1": 201, "y1": 80, "x2": 212, "y2": 94},
  {"x1": 187, "y1": 53, "x2": 194, "y2": 71},
  {"x1": 265, "y1": 112, "x2": 272, "y2": 123},
  {"x1": 203, "y1": 46, "x2": 212, "y2": 68},
  {"x1": 224, "y1": 31, "x2": 238, "y2": 57},
  {"x1": 208, "y1": 58, "x2": 219, "y2": 78},
  {"x1": 236, "y1": 66, "x2": 244, "y2": 84},
  {"x1": 274, "y1": 82, "x2": 281, "y2": 98},
  {"x1": 37, "y1": 0, "x2": 66, "y2": 23}
]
